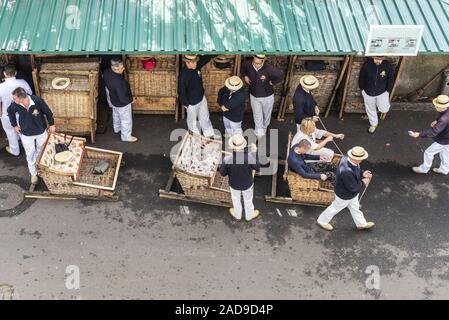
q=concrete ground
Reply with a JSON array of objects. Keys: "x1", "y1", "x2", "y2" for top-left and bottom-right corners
[{"x1": 1, "y1": 109, "x2": 448, "y2": 300}]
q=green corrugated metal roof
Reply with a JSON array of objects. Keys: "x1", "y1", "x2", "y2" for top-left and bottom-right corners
[{"x1": 0, "y1": 0, "x2": 448, "y2": 54}]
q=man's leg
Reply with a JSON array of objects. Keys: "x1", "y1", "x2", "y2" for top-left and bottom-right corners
[
  {"x1": 1, "y1": 117, "x2": 20, "y2": 155},
  {"x1": 197, "y1": 96, "x2": 214, "y2": 138},
  {"x1": 242, "y1": 185, "x2": 255, "y2": 221},
  {"x1": 20, "y1": 134, "x2": 38, "y2": 176},
  {"x1": 230, "y1": 187, "x2": 243, "y2": 220},
  {"x1": 119, "y1": 104, "x2": 133, "y2": 141},
  {"x1": 317, "y1": 195, "x2": 349, "y2": 226},
  {"x1": 377, "y1": 91, "x2": 391, "y2": 120},
  {"x1": 347, "y1": 195, "x2": 369, "y2": 227},
  {"x1": 261, "y1": 94, "x2": 275, "y2": 131},
  {"x1": 437, "y1": 144, "x2": 449, "y2": 174},
  {"x1": 112, "y1": 106, "x2": 122, "y2": 134},
  {"x1": 362, "y1": 90, "x2": 379, "y2": 127},
  {"x1": 223, "y1": 117, "x2": 233, "y2": 137},
  {"x1": 186, "y1": 102, "x2": 200, "y2": 135},
  {"x1": 419, "y1": 142, "x2": 445, "y2": 173},
  {"x1": 250, "y1": 95, "x2": 264, "y2": 137}
]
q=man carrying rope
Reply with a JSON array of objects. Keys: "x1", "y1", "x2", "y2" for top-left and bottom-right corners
[{"x1": 316, "y1": 146, "x2": 374, "y2": 232}]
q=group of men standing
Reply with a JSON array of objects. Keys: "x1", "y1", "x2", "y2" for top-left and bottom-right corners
[{"x1": 1, "y1": 54, "x2": 448, "y2": 231}]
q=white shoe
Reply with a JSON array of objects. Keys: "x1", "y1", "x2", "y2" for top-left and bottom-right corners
[
  {"x1": 357, "y1": 222, "x2": 375, "y2": 230},
  {"x1": 432, "y1": 168, "x2": 448, "y2": 175},
  {"x1": 5, "y1": 146, "x2": 19, "y2": 156},
  {"x1": 246, "y1": 210, "x2": 260, "y2": 221},
  {"x1": 31, "y1": 175, "x2": 38, "y2": 184},
  {"x1": 123, "y1": 136, "x2": 138, "y2": 143},
  {"x1": 368, "y1": 126, "x2": 377, "y2": 134},
  {"x1": 411, "y1": 166, "x2": 427, "y2": 174},
  {"x1": 317, "y1": 222, "x2": 334, "y2": 231}
]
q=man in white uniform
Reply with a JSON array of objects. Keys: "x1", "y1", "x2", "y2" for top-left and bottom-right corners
[{"x1": 0, "y1": 65, "x2": 32, "y2": 156}]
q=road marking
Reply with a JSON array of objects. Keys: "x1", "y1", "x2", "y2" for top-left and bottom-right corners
[
  {"x1": 287, "y1": 209, "x2": 297, "y2": 217},
  {"x1": 276, "y1": 208, "x2": 282, "y2": 217},
  {"x1": 180, "y1": 206, "x2": 190, "y2": 215}
]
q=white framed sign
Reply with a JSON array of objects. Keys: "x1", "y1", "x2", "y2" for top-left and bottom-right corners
[{"x1": 365, "y1": 25, "x2": 424, "y2": 56}]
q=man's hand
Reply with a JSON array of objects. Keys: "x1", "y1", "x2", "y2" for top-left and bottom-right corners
[
  {"x1": 183, "y1": 105, "x2": 188, "y2": 110},
  {"x1": 431, "y1": 120, "x2": 437, "y2": 128},
  {"x1": 244, "y1": 76, "x2": 251, "y2": 85},
  {"x1": 14, "y1": 126, "x2": 21, "y2": 134},
  {"x1": 320, "y1": 174, "x2": 328, "y2": 181},
  {"x1": 315, "y1": 106, "x2": 320, "y2": 116},
  {"x1": 221, "y1": 105, "x2": 229, "y2": 112},
  {"x1": 312, "y1": 116, "x2": 319, "y2": 122},
  {"x1": 362, "y1": 178, "x2": 371, "y2": 186},
  {"x1": 250, "y1": 143, "x2": 257, "y2": 153},
  {"x1": 335, "y1": 133, "x2": 345, "y2": 140},
  {"x1": 363, "y1": 170, "x2": 373, "y2": 179},
  {"x1": 48, "y1": 125, "x2": 56, "y2": 134},
  {"x1": 132, "y1": 97, "x2": 138, "y2": 103},
  {"x1": 269, "y1": 81, "x2": 273, "y2": 86},
  {"x1": 408, "y1": 131, "x2": 420, "y2": 138}
]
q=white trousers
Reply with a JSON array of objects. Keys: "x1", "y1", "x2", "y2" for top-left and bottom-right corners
[
  {"x1": 21, "y1": 131, "x2": 48, "y2": 176},
  {"x1": 223, "y1": 117, "x2": 242, "y2": 137},
  {"x1": 317, "y1": 194, "x2": 368, "y2": 227},
  {"x1": 250, "y1": 94, "x2": 274, "y2": 137},
  {"x1": 230, "y1": 185, "x2": 255, "y2": 220},
  {"x1": 112, "y1": 104, "x2": 133, "y2": 141},
  {"x1": 419, "y1": 142, "x2": 449, "y2": 174},
  {"x1": 1, "y1": 116, "x2": 20, "y2": 155},
  {"x1": 187, "y1": 96, "x2": 214, "y2": 137},
  {"x1": 362, "y1": 90, "x2": 390, "y2": 127}
]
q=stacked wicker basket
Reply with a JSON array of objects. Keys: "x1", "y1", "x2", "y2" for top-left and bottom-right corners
[
  {"x1": 286, "y1": 59, "x2": 341, "y2": 114},
  {"x1": 32, "y1": 57, "x2": 100, "y2": 143},
  {"x1": 172, "y1": 132, "x2": 232, "y2": 205},
  {"x1": 202, "y1": 55, "x2": 236, "y2": 112},
  {"x1": 125, "y1": 55, "x2": 178, "y2": 115}
]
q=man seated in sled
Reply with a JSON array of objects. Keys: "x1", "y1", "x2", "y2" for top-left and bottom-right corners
[{"x1": 288, "y1": 139, "x2": 337, "y2": 185}]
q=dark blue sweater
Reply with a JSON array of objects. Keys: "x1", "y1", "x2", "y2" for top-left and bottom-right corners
[
  {"x1": 358, "y1": 58, "x2": 394, "y2": 97},
  {"x1": 220, "y1": 151, "x2": 260, "y2": 190},
  {"x1": 178, "y1": 56, "x2": 213, "y2": 107},
  {"x1": 240, "y1": 60, "x2": 284, "y2": 98},
  {"x1": 287, "y1": 150, "x2": 321, "y2": 180},
  {"x1": 7, "y1": 95, "x2": 54, "y2": 136},
  {"x1": 217, "y1": 86, "x2": 247, "y2": 123},
  {"x1": 420, "y1": 108, "x2": 449, "y2": 145},
  {"x1": 335, "y1": 156, "x2": 365, "y2": 200},
  {"x1": 103, "y1": 68, "x2": 133, "y2": 108},
  {"x1": 293, "y1": 86, "x2": 317, "y2": 125}
]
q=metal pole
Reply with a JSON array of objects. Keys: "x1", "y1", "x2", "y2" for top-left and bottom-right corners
[{"x1": 317, "y1": 117, "x2": 344, "y2": 155}]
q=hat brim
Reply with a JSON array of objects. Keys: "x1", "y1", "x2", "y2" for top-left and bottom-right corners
[
  {"x1": 347, "y1": 149, "x2": 369, "y2": 160},
  {"x1": 300, "y1": 78, "x2": 319, "y2": 90},
  {"x1": 183, "y1": 56, "x2": 200, "y2": 63},
  {"x1": 433, "y1": 97, "x2": 449, "y2": 108},
  {"x1": 228, "y1": 140, "x2": 247, "y2": 151},
  {"x1": 225, "y1": 79, "x2": 243, "y2": 91}
]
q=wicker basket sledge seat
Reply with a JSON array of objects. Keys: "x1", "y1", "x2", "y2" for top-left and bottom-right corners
[
  {"x1": 37, "y1": 133, "x2": 122, "y2": 197},
  {"x1": 284, "y1": 132, "x2": 342, "y2": 205},
  {"x1": 172, "y1": 132, "x2": 231, "y2": 204}
]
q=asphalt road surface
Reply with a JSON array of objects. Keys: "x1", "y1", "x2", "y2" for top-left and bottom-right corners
[{"x1": 1, "y1": 110, "x2": 448, "y2": 300}]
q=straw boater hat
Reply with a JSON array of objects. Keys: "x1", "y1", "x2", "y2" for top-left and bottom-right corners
[
  {"x1": 225, "y1": 76, "x2": 243, "y2": 91},
  {"x1": 347, "y1": 146, "x2": 369, "y2": 160},
  {"x1": 54, "y1": 150, "x2": 74, "y2": 163},
  {"x1": 300, "y1": 75, "x2": 319, "y2": 90},
  {"x1": 254, "y1": 54, "x2": 266, "y2": 59},
  {"x1": 183, "y1": 54, "x2": 199, "y2": 63},
  {"x1": 51, "y1": 77, "x2": 71, "y2": 90},
  {"x1": 433, "y1": 95, "x2": 449, "y2": 109},
  {"x1": 228, "y1": 134, "x2": 247, "y2": 151}
]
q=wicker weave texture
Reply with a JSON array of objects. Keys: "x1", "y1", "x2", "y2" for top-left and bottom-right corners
[
  {"x1": 128, "y1": 71, "x2": 177, "y2": 96},
  {"x1": 42, "y1": 92, "x2": 91, "y2": 118}
]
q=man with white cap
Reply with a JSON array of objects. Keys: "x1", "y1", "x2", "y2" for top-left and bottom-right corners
[
  {"x1": 409, "y1": 95, "x2": 449, "y2": 175},
  {"x1": 220, "y1": 134, "x2": 261, "y2": 221},
  {"x1": 0, "y1": 64, "x2": 33, "y2": 156},
  {"x1": 317, "y1": 146, "x2": 375, "y2": 231},
  {"x1": 103, "y1": 58, "x2": 138, "y2": 143},
  {"x1": 293, "y1": 75, "x2": 320, "y2": 130},
  {"x1": 240, "y1": 54, "x2": 284, "y2": 139},
  {"x1": 217, "y1": 76, "x2": 247, "y2": 137},
  {"x1": 359, "y1": 56, "x2": 394, "y2": 134},
  {"x1": 178, "y1": 54, "x2": 215, "y2": 138}
]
